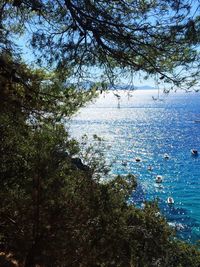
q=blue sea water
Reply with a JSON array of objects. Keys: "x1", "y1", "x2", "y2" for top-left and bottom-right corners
[{"x1": 70, "y1": 90, "x2": 200, "y2": 243}]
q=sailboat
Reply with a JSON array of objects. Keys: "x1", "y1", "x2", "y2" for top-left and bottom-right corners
[
  {"x1": 113, "y1": 92, "x2": 121, "y2": 108},
  {"x1": 127, "y1": 90, "x2": 133, "y2": 100},
  {"x1": 152, "y1": 87, "x2": 164, "y2": 102}
]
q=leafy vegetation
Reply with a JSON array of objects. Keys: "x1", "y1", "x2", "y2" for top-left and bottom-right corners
[
  {"x1": 1, "y1": 1, "x2": 200, "y2": 266},
  {"x1": 1, "y1": 0, "x2": 200, "y2": 90}
]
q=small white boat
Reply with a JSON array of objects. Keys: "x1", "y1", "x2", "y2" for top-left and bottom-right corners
[
  {"x1": 122, "y1": 161, "x2": 127, "y2": 166},
  {"x1": 167, "y1": 197, "x2": 174, "y2": 204},
  {"x1": 147, "y1": 165, "x2": 153, "y2": 171},
  {"x1": 164, "y1": 153, "x2": 169, "y2": 159},
  {"x1": 155, "y1": 175, "x2": 163, "y2": 183},
  {"x1": 168, "y1": 222, "x2": 183, "y2": 230},
  {"x1": 135, "y1": 157, "x2": 141, "y2": 162},
  {"x1": 191, "y1": 149, "x2": 198, "y2": 155},
  {"x1": 175, "y1": 223, "x2": 184, "y2": 231},
  {"x1": 155, "y1": 184, "x2": 163, "y2": 189}
]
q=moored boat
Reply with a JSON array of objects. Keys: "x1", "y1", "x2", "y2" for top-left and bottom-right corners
[
  {"x1": 147, "y1": 165, "x2": 153, "y2": 171},
  {"x1": 135, "y1": 157, "x2": 141, "y2": 162},
  {"x1": 167, "y1": 197, "x2": 174, "y2": 204},
  {"x1": 122, "y1": 160, "x2": 127, "y2": 166},
  {"x1": 155, "y1": 175, "x2": 163, "y2": 183},
  {"x1": 191, "y1": 149, "x2": 198, "y2": 155},
  {"x1": 164, "y1": 153, "x2": 169, "y2": 159}
]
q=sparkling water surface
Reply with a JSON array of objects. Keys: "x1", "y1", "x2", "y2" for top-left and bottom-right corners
[{"x1": 70, "y1": 90, "x2": 200, "y2": 243}]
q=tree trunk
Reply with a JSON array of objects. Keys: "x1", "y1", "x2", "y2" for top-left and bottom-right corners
[{"x1": 24, "y1": 169, "x2": 41, "y2": 267}]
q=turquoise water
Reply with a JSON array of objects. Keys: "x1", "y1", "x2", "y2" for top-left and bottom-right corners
[{"x1": 70, "y1": 90, "x2": 200, "y2": 243}]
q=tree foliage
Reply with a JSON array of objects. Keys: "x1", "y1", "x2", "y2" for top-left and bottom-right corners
[
  {"x1": 1, "y1": 0, "x2": 200, "y2": 89},
  {"x1": 1, "y1": 57, "x2": 200, "y2": 266},
  {"x1": 1, "y1": 1, "x2": 200, "y2": 267}
]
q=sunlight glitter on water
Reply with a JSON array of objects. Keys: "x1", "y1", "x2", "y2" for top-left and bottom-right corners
[{"x1": 70, "y1": 90, "x2": 200, "y2": 243}]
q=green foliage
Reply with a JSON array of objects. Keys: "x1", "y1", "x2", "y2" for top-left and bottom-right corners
[
  {"x1": 0, "y1": 52, "x2": 96, "y2": 265},
  {"x1": 0, "y1": 52, "x2": 97, "y2": 119},
  {"x1": 1, "y1": 64, "x2": 200, "y2": 265},
  {"x1": 0, "y1": 0, "x2": 200, "y2": 89},
  {"x1": 1, "y1": 1, "x2": 200, "y2": 267}
]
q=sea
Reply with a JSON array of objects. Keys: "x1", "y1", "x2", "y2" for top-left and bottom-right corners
[{"x1": 70, "y1": 89, "x2": 200, "y2": 244}]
